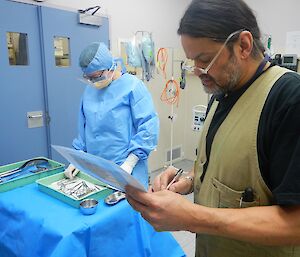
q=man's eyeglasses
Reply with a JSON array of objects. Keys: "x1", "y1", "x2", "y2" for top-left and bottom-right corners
[{"x1": 182, "y1": 29, "x2": 244, "y2": 75}]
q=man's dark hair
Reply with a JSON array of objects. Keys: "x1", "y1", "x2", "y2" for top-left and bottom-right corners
[{"x1": 177, "y1": 0, "x2": 265, "y2": 58}]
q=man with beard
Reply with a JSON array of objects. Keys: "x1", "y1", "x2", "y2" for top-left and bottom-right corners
[{"x1": 125, "y1": 0, "x2": 300, "y2": 256}]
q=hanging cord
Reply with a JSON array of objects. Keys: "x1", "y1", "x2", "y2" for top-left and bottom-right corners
[
  {"x1": 78, "y1": 6, "x2": 101, "y2": 15},
  {"x1": 156, "y1": 48, "x2": 168, "y2": 79},
  {"x1": 160, "y1": 78, "x2": 180, "y2": 107}
]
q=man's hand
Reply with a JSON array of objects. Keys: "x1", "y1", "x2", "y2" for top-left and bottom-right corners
[
  {"x1": 151, "y1": 166, "x2": 194, "y2": 194},
  {"x1": 126, "y1": 185, "x2": 194, "y2": 232}
]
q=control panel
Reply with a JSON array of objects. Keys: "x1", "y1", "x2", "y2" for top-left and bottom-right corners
[
  {"x1": 192, "y1": 105, "x2": 207, "y2": 131},
  {"x1": 271, "y1": 54, "x2": 299, "y2": 72}
]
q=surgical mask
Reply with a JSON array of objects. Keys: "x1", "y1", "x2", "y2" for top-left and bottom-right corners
[
  {"x1": 80, "y1": 65, "x2": 116, "y2": 89},
  {"x1": 91, "y1": 69, "x2": 115, "y2": 89}
]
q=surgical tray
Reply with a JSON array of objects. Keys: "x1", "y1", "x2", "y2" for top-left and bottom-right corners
[
  {"x1": 36, "y1": 171, "x2": 113, "y2": 208},
  {"x1": 0, "y1": 157, "x2": 64, "y2": 193}
]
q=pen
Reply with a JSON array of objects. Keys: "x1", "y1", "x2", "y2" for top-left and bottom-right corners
[{"x1": 166, "y1": 169, "x2": 184, "y2": 190}]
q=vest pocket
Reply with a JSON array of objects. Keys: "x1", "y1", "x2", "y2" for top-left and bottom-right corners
[{"x1": 211, "y1": 178, "x2": 259, "y2": 208}]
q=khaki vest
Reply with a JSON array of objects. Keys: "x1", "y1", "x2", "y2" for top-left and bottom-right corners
[{"x1": 194, "y1": 66, "x2": 300, "y2": 257}]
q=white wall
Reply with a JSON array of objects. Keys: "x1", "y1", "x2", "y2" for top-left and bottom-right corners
[
  {"x1": 16, "y1": 0, "x2": 190, "y2": 51},
  {"x1": 244, "y1": 0, "x2": 300, "y2": 54}
]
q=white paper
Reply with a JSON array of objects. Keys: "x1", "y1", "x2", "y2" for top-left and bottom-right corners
[
  {"x1": 285, "y1": 31, "x2": 300, "y2": 56},
  {"x1": 52, "y1": 145, "x2": 146, "y2": 192}
]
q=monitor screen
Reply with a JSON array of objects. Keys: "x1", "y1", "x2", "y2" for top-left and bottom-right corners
[{"x1": 283, "y1": 56, "x2": 294, "y2": 64}]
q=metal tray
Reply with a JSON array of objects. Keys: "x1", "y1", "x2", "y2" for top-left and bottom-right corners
[
  {"x1": 0, "y1": 157, "x2": 65, "y2": 193},
  {"x1": 36, "y1": 171, "x2": 112, "y2": 208}
]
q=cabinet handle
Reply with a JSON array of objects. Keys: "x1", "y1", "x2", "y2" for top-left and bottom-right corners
[{"x1": 28, "y1": 114, "x2": 43, "y2": 119}]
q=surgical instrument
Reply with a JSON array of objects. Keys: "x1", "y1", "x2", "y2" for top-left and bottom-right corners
[
  {"x1": 105, "y1": 191, "x2": 126, "y2": 205},
  {"x1": 0, "y1": 158, "x2": 51, "y2": 183}
]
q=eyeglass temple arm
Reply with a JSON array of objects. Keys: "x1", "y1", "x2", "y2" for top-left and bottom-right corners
[{"x1": 205, "y1": 29, "x2": 244, "y2": 72}]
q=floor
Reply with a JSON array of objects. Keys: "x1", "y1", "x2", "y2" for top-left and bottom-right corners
[{"x1": 150, "y1": 159, "x2": 195, "y2": 257}]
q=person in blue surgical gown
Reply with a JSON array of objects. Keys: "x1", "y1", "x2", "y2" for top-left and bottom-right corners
[{"x1": 65, "y1": 42, "x2": 159, "y2": 187}]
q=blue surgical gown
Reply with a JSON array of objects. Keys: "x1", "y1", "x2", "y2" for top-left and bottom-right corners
[{"x1": 73, "y1": 73, "x2": 159, "y2": 185}]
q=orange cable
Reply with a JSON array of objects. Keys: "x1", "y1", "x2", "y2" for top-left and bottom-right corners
[
  {"x1": 156, "y1": 48, "x2": 168, "y2": 79},
  {"x1": 160, "y1": 79, "x2": 180, "y2": 107}
]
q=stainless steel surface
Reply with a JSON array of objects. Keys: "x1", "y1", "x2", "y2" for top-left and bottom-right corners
[
  {"x1": 28, "y1": 114, "x2": 43, "y2": 118},
  {"x1": 27, "y1": 111, "x2": 43, "y2": 128},
  {"x1": 79, "y1": 198, "x2": 98, "y2": 215},
  {"x1": 104, "y1": 191, "x2": 126, "y2": 205},
  {"x1": 79, "y1": 13, "x2": 103, "y2": 27}
]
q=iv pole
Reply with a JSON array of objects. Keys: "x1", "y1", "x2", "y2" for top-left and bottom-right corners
[
  {"x1": 168, "y1": 48, "x2": 185, "y2": 166},
  {"x1": 168, "y1": 48, "x2": 175, "y2": 166},
  {"x1": 159, "y1": 47, "x2": 182, "y2": 167}
]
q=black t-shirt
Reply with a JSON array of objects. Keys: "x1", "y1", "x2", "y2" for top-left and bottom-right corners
[{"x1": 204, "y1": 66, "x2": 300, "y2": 206}]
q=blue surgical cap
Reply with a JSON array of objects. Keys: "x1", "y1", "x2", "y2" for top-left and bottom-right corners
[{"x1": 79, "y1": 42, "x2": 113, "y2": 75}]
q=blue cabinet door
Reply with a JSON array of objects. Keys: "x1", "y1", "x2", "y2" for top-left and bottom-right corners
[
  {"x1": 40, "y1": 6, "x2": 109, "y2": 163},
  {"x1": 0, "y1": 1, "x2": 48, "y2": 165}
]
